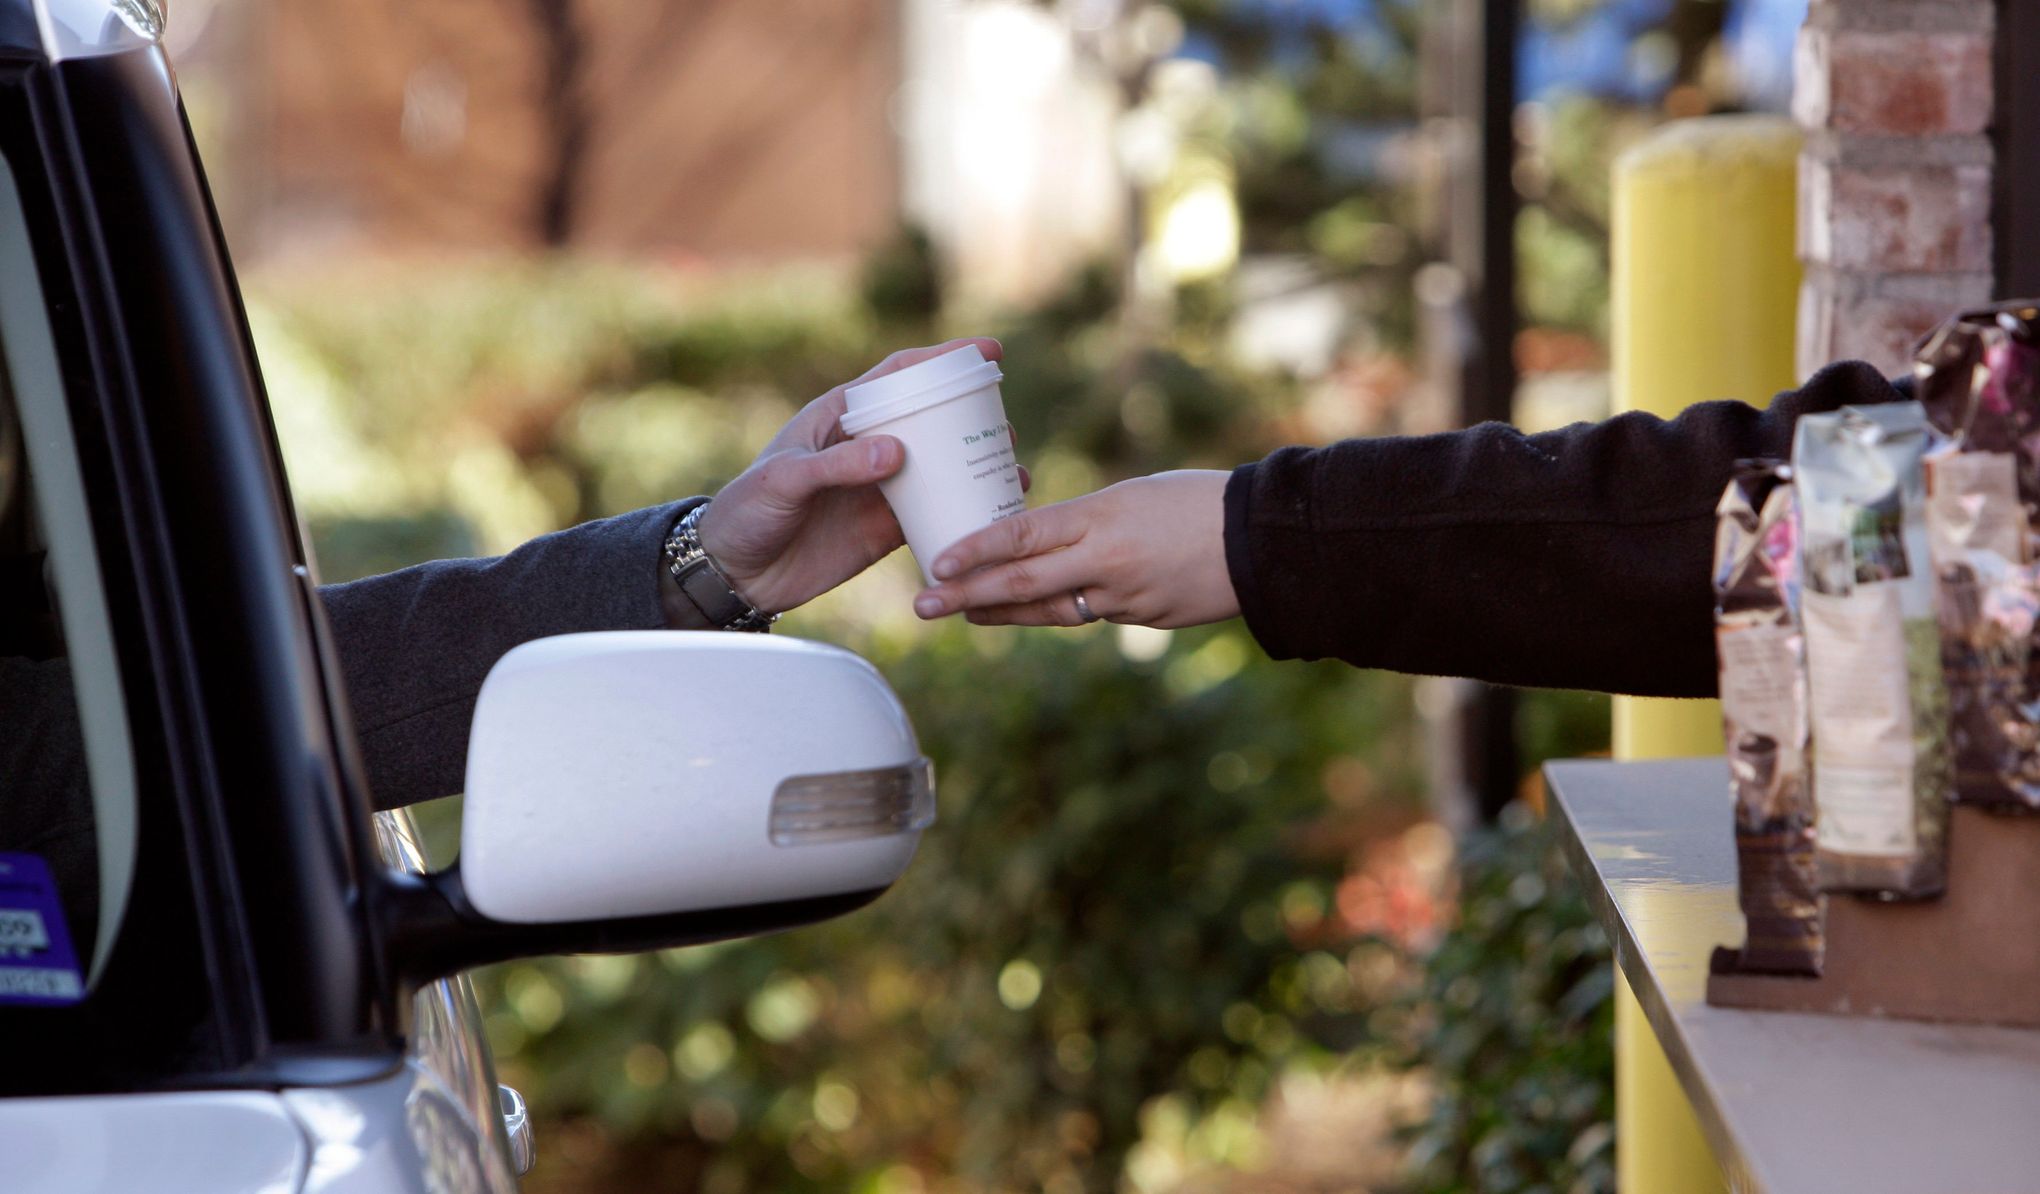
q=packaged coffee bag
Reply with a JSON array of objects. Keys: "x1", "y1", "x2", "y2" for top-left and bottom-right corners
[
  {"x1": 1915, "y1": 302, "x2": 2040, "y2": 811},
  {"x1": 1792, "y1": 403, "x2": 1950, "y2": 897},
  {"x1": 1714, "y1": 460, "x2": 1821, "y2": 973}
]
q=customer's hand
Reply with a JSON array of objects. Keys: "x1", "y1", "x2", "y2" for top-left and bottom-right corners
[
  {"x1": 697, "y1": 337, "x2": 1006, "y2": 615},
  {"x1": 911, "y1": 470, "x2": 1238, "y2": 628}
]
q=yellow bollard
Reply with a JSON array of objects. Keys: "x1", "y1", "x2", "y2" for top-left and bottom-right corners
[
  {"x1": 1614, "y1": 967, "x2": 1722, "y2": 1192},
  {"x1": 1607, "y1": 114, "x2": 1801, "y2": 1194}
]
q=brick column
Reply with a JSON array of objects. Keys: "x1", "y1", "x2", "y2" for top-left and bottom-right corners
[{"x1": 1793, "y1": 0, "x2": 1996, "y2": 378}]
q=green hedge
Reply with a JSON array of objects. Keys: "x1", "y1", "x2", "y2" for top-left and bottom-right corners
[{"x1": 1390, "y1": 805, "x2": 1615, "y2": 1194}]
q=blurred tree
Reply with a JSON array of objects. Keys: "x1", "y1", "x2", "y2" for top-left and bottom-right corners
[
  {"x1": 528, "y1": 0, "x2": 591, "y2": 245},
  {"x1": 860, "y1": 224, "x2": 945, "y2": 328},
  {"x1": 1168, "y1": 0, "x2": 1428, "y2": 348}
]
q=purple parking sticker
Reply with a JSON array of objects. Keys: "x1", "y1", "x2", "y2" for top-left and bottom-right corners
[{"x1": 0, "y1": 852, "x2": 84, "y2": 1005}]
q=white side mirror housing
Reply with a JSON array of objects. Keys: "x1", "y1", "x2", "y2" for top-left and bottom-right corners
[{"x1": 458, "y1": 632, "x2": 931, "y2": 926}]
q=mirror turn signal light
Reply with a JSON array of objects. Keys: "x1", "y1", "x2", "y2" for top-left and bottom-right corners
[{"x1": 770, "y1": 758, "x2": 936, "y2": 846}]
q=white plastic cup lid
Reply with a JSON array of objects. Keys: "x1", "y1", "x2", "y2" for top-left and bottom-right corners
[{"x1": 840, "y1": 345, "x2": 1004, "y2": 436}]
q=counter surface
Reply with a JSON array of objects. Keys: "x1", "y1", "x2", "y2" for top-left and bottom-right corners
[{"x1": 1546, "y1": 757, "x2": 2040, "y2": 1194}]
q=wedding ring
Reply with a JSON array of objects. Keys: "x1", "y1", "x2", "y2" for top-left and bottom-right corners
[{"x1": 1072, "y1": 589, "x2": 1101, "y2": 624}]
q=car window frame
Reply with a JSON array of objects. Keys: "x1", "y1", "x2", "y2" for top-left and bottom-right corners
[{"x1": 0, "y1": 49, "x2": 239, "y2": 1095}]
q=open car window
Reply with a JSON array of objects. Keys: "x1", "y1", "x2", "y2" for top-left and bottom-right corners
[{"x1": 0, "y1": 148, "x2": 139, "y2": 999}]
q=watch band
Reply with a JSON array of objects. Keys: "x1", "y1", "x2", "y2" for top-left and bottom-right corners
[{"x1": 662, "y1": 502, "x2": 776, "y2": 632}]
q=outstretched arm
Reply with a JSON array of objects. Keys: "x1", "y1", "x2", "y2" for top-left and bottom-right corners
[
  {"x1": 326, "y1": 338, "x2": 1002, "y2": 809},
  {"x1": 915, "y1": 361, "x2": 1906, "y2": 698},
  {"x1": 323, "y1": 502, "x2": 689, "y2": 809}
]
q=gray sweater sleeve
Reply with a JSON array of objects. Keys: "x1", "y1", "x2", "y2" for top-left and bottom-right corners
[{"x1": 321, "y1": 499, "x2": 695, "y2": 809}]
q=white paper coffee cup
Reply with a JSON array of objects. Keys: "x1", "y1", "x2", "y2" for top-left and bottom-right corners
[{"x1": 840, "y1": 345, "x2": 1025, "y2": 585}]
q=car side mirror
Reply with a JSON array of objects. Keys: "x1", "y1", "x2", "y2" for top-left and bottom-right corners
[{"x1": 380, "y1": 632, "x2": 932, "y2": 987}]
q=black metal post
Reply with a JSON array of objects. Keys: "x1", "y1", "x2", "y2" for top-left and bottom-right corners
[
  {"x1": 1470, "y1": 0, "x2": 1519, "y2": 429},
  {"x1": 1464, "y1": 0, "x2": 1521, "y2": 820},
  {"x1": 1410, "y1": 0, "x2": 1524, "y2": 823}
]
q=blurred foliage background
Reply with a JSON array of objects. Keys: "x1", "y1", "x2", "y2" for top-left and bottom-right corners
[
  {"x1": 259, "y1": 254, "x2": 1612, "y2": 1194},
  {"x1": 193, "y1": 0, "x2": 1805, "y2": 1187}
]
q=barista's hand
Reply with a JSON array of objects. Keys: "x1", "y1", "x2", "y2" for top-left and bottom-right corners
[
  {"x1": 697, "y1": 337, "x2": 1012, "y2": 615},
  {"x1": 912, "y1": 470, "x2": 1239, "y2": 629}
]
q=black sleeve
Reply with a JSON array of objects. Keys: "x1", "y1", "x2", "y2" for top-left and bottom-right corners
[
  {"x1": 321, "y1": 499, "x2": 694, "y2": 809},
  {"x1": 1221, "y1": 361, "x2": 1908, "y2": 697}
]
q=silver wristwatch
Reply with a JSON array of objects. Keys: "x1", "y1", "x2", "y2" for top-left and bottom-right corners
[{"x1": 662, "y1": 502, "x2": 776, "y2": 632}]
